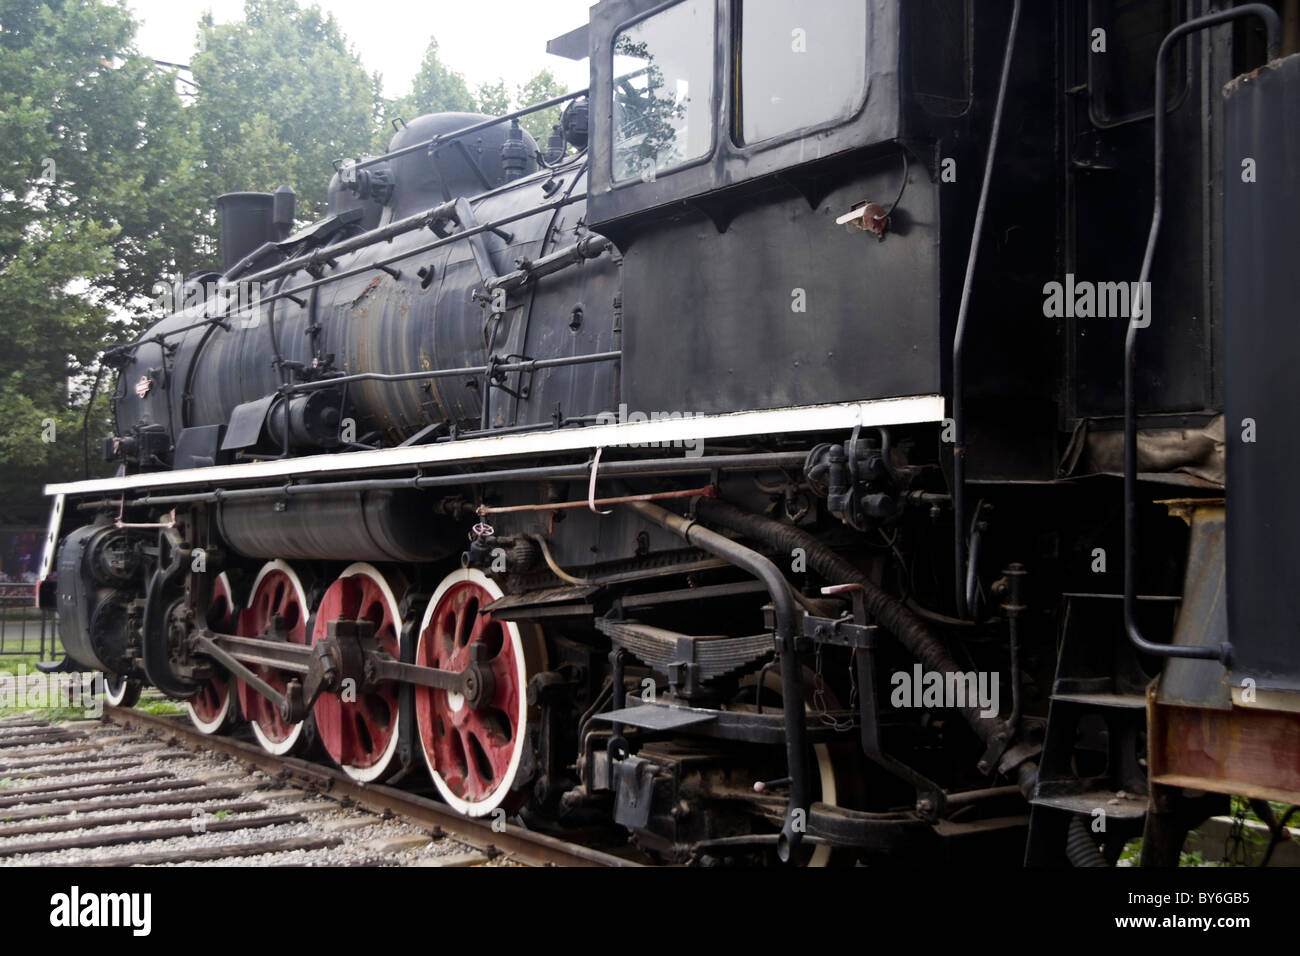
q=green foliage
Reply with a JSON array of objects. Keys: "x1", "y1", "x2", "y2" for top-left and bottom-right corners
[
  {"x1": 377, "y1": 39, "x2": 571, "y2": 154},
  {"x1": 474, "y1": 79, "x2": 511, "y2": 119},
  {"x1": 410, "y1": 38, "x2": 475, "y2": 114},
  {"x1": 0, "y1": 0, "x2": 204, "y2": 520},
  {"x1": 1, "y1": 0, "x2": 576, "y2": 524},
  {"x1": 191, "y1": 0, "x2": 382, "y2": 220},
  {"x1": 515, "y1": 69, "x2": 568, "y2": 145}
]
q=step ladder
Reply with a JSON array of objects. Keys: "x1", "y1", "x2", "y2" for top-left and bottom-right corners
[{"x1": 1023, "y1": 591, "x2": 1181, "y2": 865}]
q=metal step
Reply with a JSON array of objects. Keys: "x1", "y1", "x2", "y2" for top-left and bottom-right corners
[
  {"x1": 592, "y1": 704, "x2": 717, "y2": 732},
  {"x1": 1049, "y1": 691, "x2": 1146, "y2": 710},
  {"x1": 1031, "y1": 789, "x2": 1148, "y2": 820}
]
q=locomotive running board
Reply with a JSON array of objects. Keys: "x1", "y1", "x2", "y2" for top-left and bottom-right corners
[{"x1": 44, "y1": 395, "x2": 945, "y2": 497}]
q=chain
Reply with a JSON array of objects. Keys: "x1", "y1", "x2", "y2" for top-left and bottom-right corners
[
  {"x1": 810, "y1": 642, "x2": 854, "y2": 732},
  {"x1": 1222, "y1": 800, "x2": 1251, "y2": 866}
]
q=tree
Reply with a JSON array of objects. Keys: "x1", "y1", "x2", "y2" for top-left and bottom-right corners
[
  {"x1": 374, "y1": 45, "x2": 571, "y2": 155},
  {"x1": 410, "y1": 37, "x2": 475, "y2": 115},
  {"x1": 0, "y1": 0, "x2": 205, "y2": 520},
  {"x1": 515, "y1": 69, "x2": 568, "y2": 144},
  {"x1": 374, "y1": 38, "x2": 474, "y2": 152},
  {"x1": 191, "y1": 0, "x2": 382, "y2": 221},
  {"x1": 474, "y1": 79, "x2": 511, "y2": 118}
]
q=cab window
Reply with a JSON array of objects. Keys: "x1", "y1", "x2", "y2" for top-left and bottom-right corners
[
  {"x1": 735, "y1": 0, "x2": 869, "y2": 145},
  {"x1": 612, "y1": 0, "x2": 716, "y2": 181}
]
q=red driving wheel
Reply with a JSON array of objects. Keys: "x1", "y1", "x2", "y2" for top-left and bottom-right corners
[
  {"x1": 186, "y1": 572, "x2": 239, "y2": 734},
  {"x1": 312, "y1": 563, "x2": 405, "y2": 782},
  {"x1": 414, "y1": 568, "x2": 545, "y2": 817},
  {"x1": 236, "y1": 560, "x2": 312, "y2": 755}
]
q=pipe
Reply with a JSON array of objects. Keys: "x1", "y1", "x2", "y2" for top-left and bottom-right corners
[
  {"x1": 354, "y1": 88, "x2": 590, "y2": 168},
  {"x1": 952, "y1": 0, "x2": 1021, "y2": 619},
  {"x1": 94, "y1": 452, "x2": 809, "y2": 509},
  {"x1": 1124, "y1": 5, "x2": 1278, "y2": 663},
  {"x1": 695, "y1": 498, "x2": 1001, "y2": 750},
  {"x1": 528, "y1": 534, "x2": 593, "y2": 587},
  {"x1": 625, "y1": 499, "x2": 809, "y2": 862},
  {"x1": 485, "y1": 235, "x2": 612, "y2": 294},
  {"x1": 285, "y1": 349, "x2": 622, "y2": 394}
]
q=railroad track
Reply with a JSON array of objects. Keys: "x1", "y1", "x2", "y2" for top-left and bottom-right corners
[{"x1": 0, "y1": 708, "x2": 634, "y2": 867}]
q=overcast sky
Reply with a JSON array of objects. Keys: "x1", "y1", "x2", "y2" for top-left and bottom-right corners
[{"x1": 126, "y1": 0, "x2": 595, "y2": 97}]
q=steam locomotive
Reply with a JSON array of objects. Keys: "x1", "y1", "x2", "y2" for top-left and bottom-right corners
[{"x1": 40, "y1": 0, "x2": 1300, "y2": 864}]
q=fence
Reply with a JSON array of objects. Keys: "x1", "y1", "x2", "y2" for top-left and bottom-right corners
[{"x1": 0, "y1": 582, "x2": 60, "y2": 659}]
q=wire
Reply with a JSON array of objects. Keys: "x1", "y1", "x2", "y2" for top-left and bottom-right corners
[
  {"x1": 82, "y1": 365, "x2": 105, "y2": 480},
  {"x1": 875, "y1": 148, "x2": 911, "y2": 220}
]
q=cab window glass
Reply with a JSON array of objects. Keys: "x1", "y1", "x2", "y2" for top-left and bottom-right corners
[
  {"x1": 736, "y1": 0, "x2": 868, "y2": 145},
  {"x1": 612, "y1": 0, "x2": 715, "y2": 181}
]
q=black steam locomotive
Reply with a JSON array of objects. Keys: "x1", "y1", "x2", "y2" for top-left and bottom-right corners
[{"x1": 41, "y1": 0, "x2": 1300, "y2": 864}]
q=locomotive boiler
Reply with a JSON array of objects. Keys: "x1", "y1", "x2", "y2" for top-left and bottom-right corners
[{"x1": 40, "y1": 0, "x2": 1300, "y2": 865}]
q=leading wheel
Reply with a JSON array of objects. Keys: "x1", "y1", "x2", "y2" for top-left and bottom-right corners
[
  {"x1": 103, "y1": 673, "x2": 141, "y2": 708},
  {"x1": 414, "y1": 567, "x2": 546, "y2": 817}
]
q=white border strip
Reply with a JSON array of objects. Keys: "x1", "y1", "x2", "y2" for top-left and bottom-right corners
[
  {"x1": 45, "y1": 395, "x2": 945, "y2": 497},
  {"x1": 38, "y1": 493, "x2": 65, "y2": 584}
]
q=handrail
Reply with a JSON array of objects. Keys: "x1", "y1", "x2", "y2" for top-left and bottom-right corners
[
  {"x1": 1123, "y1": 4, "x2": 1279, "y2": 663},
  {"x1": 951, "y1": 0, "x2": 1021, "y2": 619},
  {"x1": 353, "y1": 88, "x2": 590, "y2": 169}
]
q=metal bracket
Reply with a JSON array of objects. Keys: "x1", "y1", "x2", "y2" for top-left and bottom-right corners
[
  {"x1": 612, "y1": 754, "x2": 659, "y2": 830},
  {"x1": 803, "y1": 614, "x2": 878, "y2": 649}
]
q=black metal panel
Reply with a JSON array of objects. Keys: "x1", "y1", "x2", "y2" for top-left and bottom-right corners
[
  {"x1": 1223, "y1": 52, "x2": 1300, "y2": 692},
  {"x1": 620, "y1": 151, "x2": 939, "y2": 415}
]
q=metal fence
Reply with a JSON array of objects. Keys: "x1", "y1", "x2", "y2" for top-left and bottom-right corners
[{"x1": 0, "y1": 582, "x2": 60, "y2": 658}]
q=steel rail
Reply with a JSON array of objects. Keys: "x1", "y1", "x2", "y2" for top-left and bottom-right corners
[{"x1": 103, "y1": 706, "x2": 638, "y2": 867}]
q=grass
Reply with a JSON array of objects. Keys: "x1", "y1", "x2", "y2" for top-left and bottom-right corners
[
  {"x1": 136, "y1": 697, "x2": 186, "y2": 716},
  {"x1": 1, "y1": 653, "x2": 187, "y2": 720},
  {"x1": 0, "y1": 654, "x2": 103, "y2": 722}
]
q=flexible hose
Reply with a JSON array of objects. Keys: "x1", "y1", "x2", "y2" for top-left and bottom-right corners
[
  {"x1": 695, "y1": 498, "x2": 998, "y2": 749},
  {"x1": 1067, "y1": 815, "x2": 1108, "y2": 867}
]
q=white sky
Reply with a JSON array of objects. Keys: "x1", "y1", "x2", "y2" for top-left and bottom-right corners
[{"x1": 126, "y1": 0, "x2": 595, "y2": 97}]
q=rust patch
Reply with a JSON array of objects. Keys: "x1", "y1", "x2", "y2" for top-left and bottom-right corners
[
  {"x1": 350, "y1": 275, "x2": 384, "y2": 307},
  {"x1": 1149, "y1": 701, "x2": 1300, "y2": 804}
]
